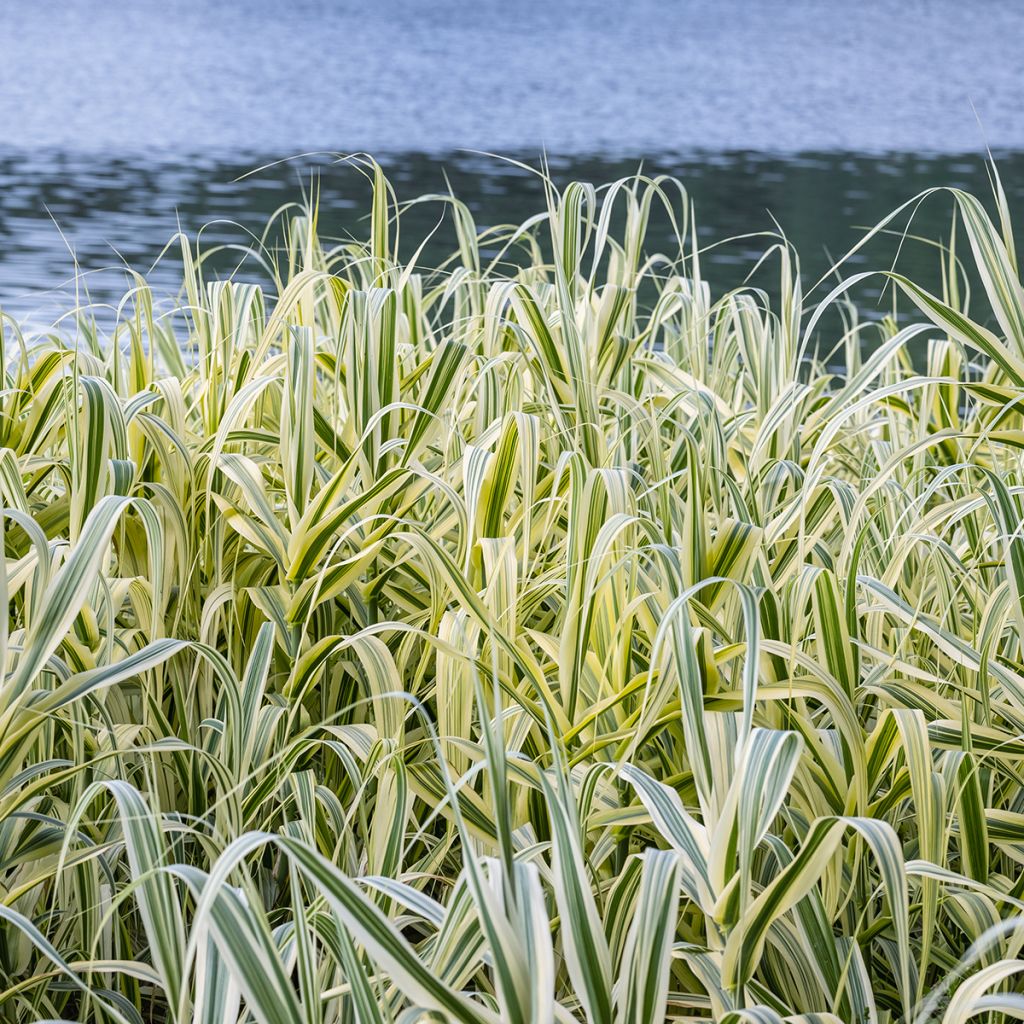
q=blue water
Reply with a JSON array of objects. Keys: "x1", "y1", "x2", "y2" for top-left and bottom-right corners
[
  {"x1": 1, "y1": 1, "x2": 1023, "y2": 322},
  {"x1": 3, "y1": 0, "x2": 1022, "y2": 154}
]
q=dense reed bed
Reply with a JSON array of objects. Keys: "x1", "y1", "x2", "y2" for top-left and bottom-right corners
[{"x1": 5, "y1": 159, "x2": 1024, "y2": 1023}]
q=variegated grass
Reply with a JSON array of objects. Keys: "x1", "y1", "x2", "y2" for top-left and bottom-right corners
[{"x1": 2, "y1": 157, "x2": 1024, "y2": 1024}]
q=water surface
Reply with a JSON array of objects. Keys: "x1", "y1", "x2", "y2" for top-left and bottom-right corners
[
  {"x1": 2, "y1": 1, "x2": 1023, "y2": 329},
  {"x1": 1, "y1": 150, "x2": 1021, "y2": 330},
  {"x1": 3, "y1": 1, "x2": 1022, "y2": 154}
]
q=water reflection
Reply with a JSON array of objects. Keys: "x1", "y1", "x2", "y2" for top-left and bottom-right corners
[{"x1": 0, "y1": 149, "x2": 1021, "y2": 339}]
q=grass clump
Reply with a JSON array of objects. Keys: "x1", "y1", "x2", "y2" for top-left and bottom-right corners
[{"x1": 4, "y1": 158, "x2": 1024, "y2": 1023}]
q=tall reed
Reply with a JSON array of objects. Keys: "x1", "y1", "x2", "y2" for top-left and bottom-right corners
[{"x1": 3, "y1": 158, "x2": 1024, "y2": 1024}]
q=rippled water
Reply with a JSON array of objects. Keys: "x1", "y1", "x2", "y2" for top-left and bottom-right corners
[
  {"x1": 1, "y1": 1, "x2": 1023, "y2": 325},
  {"x1": 1, "y1": 150, "x2": 1021, "y2": 327},
  {"x1": 3, "y1": 0, "x2": 1022, "y2": 154}
]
